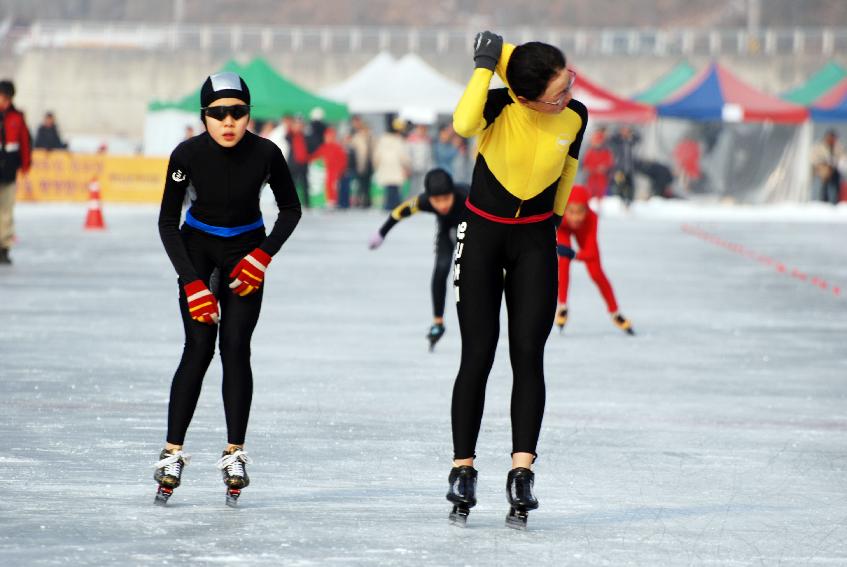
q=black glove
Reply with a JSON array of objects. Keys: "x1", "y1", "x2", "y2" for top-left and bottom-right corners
[
  {"x1": 556, "y1": 244, "x2": 576, "y2": 259},
  {"x1": 473, "y1": 31, "x2": 503, "y2": 71}
]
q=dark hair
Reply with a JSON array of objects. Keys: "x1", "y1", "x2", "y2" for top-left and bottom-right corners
[
  {"x1": 424, "y1": 168, "x2": 454, "y2": 197},
  {"x1": 0, "y1": 80, "x2": 15, "y2": 98},
  {"x1": 505, "y1": 42, "x2": 566, "y2": 101}
]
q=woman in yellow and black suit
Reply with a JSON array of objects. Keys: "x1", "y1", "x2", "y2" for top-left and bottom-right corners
[{"x1": 445, "y1": 31, "x2": 587, "y2": 529}]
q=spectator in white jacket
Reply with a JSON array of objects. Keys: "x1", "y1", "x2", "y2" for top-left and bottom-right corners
[{"x1": 374, "y1": 117, "x2": 411, "y2": 209}]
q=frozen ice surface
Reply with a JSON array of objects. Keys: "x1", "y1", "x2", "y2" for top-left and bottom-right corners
[{"x1": 1, "y1": 200, "x2": 845, "y2": 566}]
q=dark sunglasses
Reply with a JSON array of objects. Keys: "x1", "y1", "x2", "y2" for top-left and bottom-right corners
[{"x1": 202, "y1": 104, "x2": 251, "y2": 121}]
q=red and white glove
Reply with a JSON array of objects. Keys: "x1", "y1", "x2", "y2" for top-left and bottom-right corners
[
  {"x1": 229, "y1": 248, "x2": 271, "y2": 297},
  {"x1": 184, "y1": 280, "x2": 219, "y2": 325}
]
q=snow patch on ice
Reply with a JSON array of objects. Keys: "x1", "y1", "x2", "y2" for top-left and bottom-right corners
[{"x1": 595, "y1": 196, "x2": 847, "y2": 222}]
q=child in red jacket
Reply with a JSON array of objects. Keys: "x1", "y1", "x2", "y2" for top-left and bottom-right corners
[
  {"x1": 556, "y1": 185, "x2": 634, "y2": 335},
  {"x1": 308, "y1": 127, "x2": 348, "y2": 208}
]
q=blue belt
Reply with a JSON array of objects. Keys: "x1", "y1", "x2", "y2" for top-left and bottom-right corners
[{"x1": 184, "y1": 208, "x2": 264, "y2": 237}]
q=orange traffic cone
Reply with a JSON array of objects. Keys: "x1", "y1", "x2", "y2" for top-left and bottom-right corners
[{"x1": 84, "y1": 178, "x2": 106, "y2": 230}]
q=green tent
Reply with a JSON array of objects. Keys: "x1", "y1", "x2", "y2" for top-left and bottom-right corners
[
  {"x1": 782, "y1": 62, "x2": 847, "y2": 106},
  {"x1": 633, "y1": 62, "x2": 698, "y2": 105},
  {"x1": 149, "y1": 57, "x2": 348, "y2": 122}
]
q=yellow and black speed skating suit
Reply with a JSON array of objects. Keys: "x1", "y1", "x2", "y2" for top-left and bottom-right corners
[
  {"x1": 450, "y1": 43, "x2": 587, "y2": 459},
  {"x1": 377, "y1": 184, "x2": 468, "y2": 319}
]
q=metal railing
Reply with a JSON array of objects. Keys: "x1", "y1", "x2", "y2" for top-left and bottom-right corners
[{"x1": 14, "y1": 21, "x2": 847, "y2": 57}]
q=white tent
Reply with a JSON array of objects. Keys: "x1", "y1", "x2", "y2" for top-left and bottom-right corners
[
  {"x1": 321, "y1": 51, "x2": 397, "y2": 104},
  {"x1": 321, "y1": 53, "x2": 465, "y2": 124}
]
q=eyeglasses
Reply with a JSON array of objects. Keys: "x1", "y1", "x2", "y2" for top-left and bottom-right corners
[
  {"x1": 534, "y1": 69, "x2": 576, "y2": 107},
  {"x1": 202, "y1": 104, "x2": 251, "y2": 121}
]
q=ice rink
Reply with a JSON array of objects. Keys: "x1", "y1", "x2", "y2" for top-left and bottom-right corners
[{"x1": 1, "y1": 201, "x2": 846, "y2": 566}]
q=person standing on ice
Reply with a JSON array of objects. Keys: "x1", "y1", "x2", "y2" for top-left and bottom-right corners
[
  {"x1": 154, "y1": 72, "x2": 302, "y2": 506},
  {"x1": 367, "y1": 168, "x2": 468, "y2": 351},
  {"x1": 554, "y1": 184, "x2": 634, "y2": 335},
  {"x1": 447, "y1": 31, "x2": 587, "y2": 529},
  {"x1": 0, "y1": 79, "x2": 32, "y2": 266}
]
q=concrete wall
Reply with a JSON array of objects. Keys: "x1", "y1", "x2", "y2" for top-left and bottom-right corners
[{"x1": 9, "y1": 47, "x2": 847, "y2": 143}]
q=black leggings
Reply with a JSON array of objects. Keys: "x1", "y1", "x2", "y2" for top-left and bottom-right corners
[
  {"x1": 431, "y1": 228, "x2": 455, "y2": 319},
  {"x1": 166, "y1": 227, "x2": 265, "y2": 446},
  {"x1": 451, "y1": 213, "x2": 557, "y2": 459}
]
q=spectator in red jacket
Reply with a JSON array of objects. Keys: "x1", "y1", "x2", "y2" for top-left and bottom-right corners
[
  {"x1": 287, "y1": 117, "x2": 310, "y2": 208},
  {"x1": 0, "y1": 79, "x2": 32, "y2": 265},
  {"x1": 581, "y1": 129, "x2": 614, "y2": 200},
  {"x1": 308, "y1": 127, "x2": 348, "y2": 208},
  {"x1": 555, "y1": 185, "x2": 634, "y2": 335}
]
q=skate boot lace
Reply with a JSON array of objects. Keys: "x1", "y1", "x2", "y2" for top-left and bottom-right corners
[
  {"x1": 216, "y1": 449, "x2": 252, "y2": 477},
  {"x1": 154, "y1": 451, "x2": 190, "y2": 477}
]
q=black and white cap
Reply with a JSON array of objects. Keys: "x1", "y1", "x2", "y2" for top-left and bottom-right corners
[{"x1": 200, "y1": 72, "x2": 251, "y2": 108}]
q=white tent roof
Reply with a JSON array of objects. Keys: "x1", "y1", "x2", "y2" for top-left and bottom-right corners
[
  {"x1": 321, "y1": 53, "x2": 465, "y2": 123},
  {"x1": 321, "y1": 52, "x2": 397, "y2": 103}
]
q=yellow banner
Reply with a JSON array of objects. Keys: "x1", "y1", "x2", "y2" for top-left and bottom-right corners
[{"x1": 17, "y1": 150, "x2": 167, "y2": 203}]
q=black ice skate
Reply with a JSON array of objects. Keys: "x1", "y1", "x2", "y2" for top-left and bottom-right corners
[
  {"x1": 612, "y1": 312, "x2": 635, "y2": 335},
  {"x1": 216, "y1": 448, "x2": 252, "y2": 507},
  {"x1": 153, "y1": 449, "x2": 190, "y2": 505},
  {"x1": 427, "y1": 323, "x2": 446, "y2": 352},
  {"x1": 505, "y1": 467, "x2": 539, "y2": 530},
  {"x1": 555, "y1": 306, "x2": 568, "y2": 333},
  {"x1": 446, "y1": 465, "x2": 477, "y2": 526}
]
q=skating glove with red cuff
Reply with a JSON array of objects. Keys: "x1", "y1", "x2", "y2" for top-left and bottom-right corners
[
  {"x1": 473, "y1": 31, "x2": 503, "y2": 71},
  {"x1": 229, "y1": 248, "x2": 271, "y2": 297},
  {"x1": 556, "y1": 244, "x2": 576, "y2": 260},
  {"x1": 184, "y1": 280, "x2": 220, "y2": 325}
]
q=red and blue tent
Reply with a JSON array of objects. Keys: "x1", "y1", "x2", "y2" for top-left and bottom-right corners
[
  {"x1": 809, "y1": 77, "x2": 847, "y2": 122},
  {"x1": 657, "y1": 63, "x2": 808, "y2": 124}
]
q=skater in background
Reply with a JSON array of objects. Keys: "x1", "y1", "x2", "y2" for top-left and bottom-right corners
[
  {"x1": 368, "y1": 168, "x2": 467, "y2": 351},
  {"x1": 555, "y1": 185, "x2": 634, "y2": 335},
  {"x1": 155, "y1": 72, "x2": 301, "y2": 506},
  {"x1": 448, "y1": 31, "x2": 587, "y2": 528},
  {"x1": 609, "y1": 125, "x2": 640, "y2": 208},
  {"x1": 0, "y1": 79, "x2": 32, "y2": 266}
]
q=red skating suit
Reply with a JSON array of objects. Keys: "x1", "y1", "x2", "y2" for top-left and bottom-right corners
[{"x1": 556, "y1": 185, "x2": 619, "y2": 312}]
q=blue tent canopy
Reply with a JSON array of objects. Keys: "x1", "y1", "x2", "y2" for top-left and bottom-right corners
[
  {"x1": 809, "y1": 78, "x2": 847, "y2": 122},
  {"x1": 656, "y1": 63, "x2": 808, "y2": 124}
]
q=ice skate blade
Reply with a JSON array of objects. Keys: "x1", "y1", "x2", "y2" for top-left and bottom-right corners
[
  {"x1": 225, "y1": 489, "x2": 241, "y2": 508},
  {"x1": 506, "y1": 508, "x2": 528, "y2": 530},
  {"x1": 154, "y1": 486, "x2": 173, "y2": 506},
  {"x1": 449, "y1": 505, "x2": 469, "y2": 527}
]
